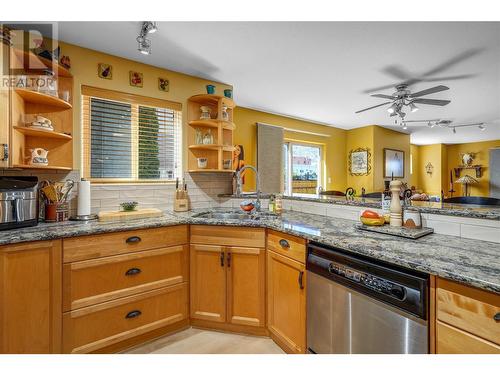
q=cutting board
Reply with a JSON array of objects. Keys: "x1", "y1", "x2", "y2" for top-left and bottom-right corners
[{"x1": 98, "y1": 208, "x2": 163, "y2": 222}]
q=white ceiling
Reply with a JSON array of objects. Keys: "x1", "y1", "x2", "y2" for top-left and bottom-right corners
[{"x1": 57, "y1": 21, "x2": 500, "y2": 145}]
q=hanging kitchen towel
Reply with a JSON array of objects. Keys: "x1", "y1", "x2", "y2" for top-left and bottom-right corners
[{"x1": 257, "y1": 123, "x2": 284, "y2": 194}]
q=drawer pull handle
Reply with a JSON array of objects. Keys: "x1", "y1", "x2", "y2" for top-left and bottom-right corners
[
  {"x1": 494, "y1": 312, "x2": 500, "y2": 322},
  {"x1": 298, "y1": 271, "x2": 304, "y2": 289},
  {"x1": 126, "y1": 236, "x2": 141, "y2": 244},
  {"x1": 125, "y1": 267, "x2": 141, "y2": 276},
  {"x1": 227, "y1": 252, "x2": 231, "y2": 268},
  {"x1": 279, "y1": 239, "x2": 290, "y2": 249},
  {"x1": 220, "y1": 251, "x2": 224, "y2": 267},
  {"x1": 125, "y1": 310, "x2": 142, "y2": 319}
]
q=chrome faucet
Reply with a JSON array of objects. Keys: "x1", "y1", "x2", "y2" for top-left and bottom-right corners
[{"x1": 235, "y1": 165, "x2": 261, "y2": 212}]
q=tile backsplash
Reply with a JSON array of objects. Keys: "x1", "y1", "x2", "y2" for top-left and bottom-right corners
[{"x1": 0, "y1": 170, "x2": 234, "y2": 215}]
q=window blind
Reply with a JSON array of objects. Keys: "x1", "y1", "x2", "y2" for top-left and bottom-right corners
[{"x1": 82, "y1": 86, "x2": 182, "y2": 182}]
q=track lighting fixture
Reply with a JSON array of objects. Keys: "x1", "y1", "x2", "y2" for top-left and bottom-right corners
[
  {"x1": 136, "y1": 22, "x2": 157, "y2": 55},
  {"x1": 409, "y1": 102, "x2": 419, "y2": 113},
  {"x1": 478, "y1": 125, "x2": 485, "y2": 131},
  {"x1": 402, "y1": 124, "x2": 408, "y2": 130},
  {"x1": 452, "y1": 127, "x2": 456, "y2": 134}
]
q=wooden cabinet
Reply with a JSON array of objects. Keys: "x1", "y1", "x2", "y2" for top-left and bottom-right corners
[
  {"x1": 190, "y1": 244, "x2": 227, "y2": 322},
  {"x1": 62, "y1": 225, "x2": 189, "y2": 353},
  {"x1": 0, "y1": 240, "x2": 62, "y2": 353},
  {"x1": 435, "y1": 278, "x2": 500, "y2": 354},
  {"x1": 267, "y1": 250, "x2": 306, "y2": 354},
  {"x1": 190, "y1": 226, "x2": 266, "y2": 333},
  {"x1": 227, "y1": 246, "x2": 266, "y2": 327},
  {"x1": 0, "y1": 40, "x2": 10, "y2": 168}
]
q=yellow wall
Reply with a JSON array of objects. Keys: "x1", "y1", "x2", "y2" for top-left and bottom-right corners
[
  {"x1": 233, "y1": 107, "x2": 347, "y2": 192},
  {"x1": 372, "y1": 126, "x2": 411, "y2": 191},
  {"x1": 446, "y1": 140, "x2": 500, "y2": 196},
  {"x1": 417, "y1": 144, "x2": 445, "y2": 196},
  {"x1": 58, "y1": 41, "x2": 232, "y2": 171},
  {"x1": 410, "y1": 144, "x2": 420, "y2": 188},
  {"x1": 346, "y1": 126, "x2": 374, "y2": 193}
]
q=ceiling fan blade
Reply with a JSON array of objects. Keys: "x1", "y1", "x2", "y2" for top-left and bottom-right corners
[
  {"x1": 412, "y1": 98, "x2": 451, "y2": 106},
  {"x1": 421, "y1": 48, "x2": 483, "y2": 77},
  {"x1": 410, "y1": 85, "x2": 449, "y2": 98},
  {"x1": 362, "y1": 84, "x2": 398, "y2": 94},
  {"x1": 355, "y1": 101, "x2": 392, "y2": 114},
  {"x1": 422, "y1": 74, "x2": 476, "y2": 82},
  {"x1": 370, "y1": 94, "x2": 396, "y2": 99},
  {"x1": 382, "y1": 65, "x2": 414, "y2": 80}
]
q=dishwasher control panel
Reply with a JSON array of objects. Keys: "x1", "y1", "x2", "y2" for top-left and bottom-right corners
[{"x1": 328, "y1": 261, "x2": 406, "y2": 300}]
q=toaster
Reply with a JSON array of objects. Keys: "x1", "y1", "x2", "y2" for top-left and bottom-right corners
[{"x1": 0, "y1": 176, "x2": 38, "y2": 231}]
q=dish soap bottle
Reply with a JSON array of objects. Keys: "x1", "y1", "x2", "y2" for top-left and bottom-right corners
[{"x1": 268, "y1": 194, "x2": 276, "y2": 213}]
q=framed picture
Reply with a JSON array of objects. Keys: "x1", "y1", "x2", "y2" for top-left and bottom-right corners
[
  {"x1": 348, "y1": 148, "x2": 371, "y2": 176},
  {"x1": 97, "y1": 63, "x2": 112, "y2": 79},
  {"x1": 158, "y1": 78, "x2": 169, "y2": 92},
  {"x1": 384, "y1": 148, "x2": 405, "y2": 178},
  {"x1": 129, "y1": 71, "x2": 143, "y2": 87}
]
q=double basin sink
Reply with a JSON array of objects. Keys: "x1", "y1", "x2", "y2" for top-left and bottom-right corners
[{"x1": 191, "y1": 210, "x2": 278, "y2": 221}]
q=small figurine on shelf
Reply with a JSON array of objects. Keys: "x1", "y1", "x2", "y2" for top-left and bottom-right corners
[
  {"x1": 60, "y1": 55, "x2": 71, "y2": 69},
  {"x1": 221, "y1": 105, "x2": 229, "y2": 121},
  {"x1": 27, "y1": 148, "x2": 49, "y2": 167},
  {"x1": 195, "y1": 128, "x2": 203, "y2": 145}
]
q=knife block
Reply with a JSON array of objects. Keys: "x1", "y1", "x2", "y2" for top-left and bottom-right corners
[{"x1": 174, "y1": 190, "x2": 189, "y2": 212}]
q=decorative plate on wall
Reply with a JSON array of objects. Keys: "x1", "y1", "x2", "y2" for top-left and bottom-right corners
[{"x1": 349, "y1": 147, "x2": 371, "y2": 176}]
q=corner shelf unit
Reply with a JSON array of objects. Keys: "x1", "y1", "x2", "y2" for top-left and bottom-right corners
[
  {"x1": 9, "y1": 45, "x2": 74, "y2": 171},
  {"x1": 187, "y1": 94, "x2": 236, "y2": 173}
]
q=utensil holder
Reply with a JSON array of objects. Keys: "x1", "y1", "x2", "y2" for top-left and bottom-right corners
[{"x1": 45, "y1": 202, "x2": 69, "y2": 222}]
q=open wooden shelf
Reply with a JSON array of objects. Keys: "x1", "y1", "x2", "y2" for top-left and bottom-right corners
[
  {"x1": 188, "y1": 119, "x2": 236, "y2": 130},
  {"x1": 189, "y1": 144, "x2": 224, "y2": 151},
  {"x1": 14, "y1": 88, "x2": 72, "y2": 110},
  {"x1": 188, "y1": 94, "x2": 235, "y2": 108},
  {"x1": 12, "y1": 48, "x2": 72, "y2": 77},
  {"x1": 12, "y1": 164, "x2": 72, "y2": 171},
  {"x1": 189, "y1": 169, "x2": 235, "y2": 173},
  {"x1": 13, "y1": 126, "x2": 72, "y2": 140}
]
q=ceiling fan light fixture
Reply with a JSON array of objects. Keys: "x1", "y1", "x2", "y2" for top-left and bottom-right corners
[
  {"x1": 137, "y1": 36, "x2": 151, "y2": 55},
  {"x1": 409, "y1": 102, "x2": 419, "y2": 113},
  {"x1": 478, "y1": 125, "x2": 485, "y2": 131},
  {"x1": 387, "y1": 103, "x2": 398, "y2": 114}
]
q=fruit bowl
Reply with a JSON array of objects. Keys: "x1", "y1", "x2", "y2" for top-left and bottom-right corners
[{"x1": 240, "y1": 201, "x2": 255, "y2": 212}]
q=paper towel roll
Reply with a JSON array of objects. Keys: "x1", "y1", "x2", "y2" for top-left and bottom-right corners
[{"x1": 77, "y1": 179, "x2": 91, "y2": 216}]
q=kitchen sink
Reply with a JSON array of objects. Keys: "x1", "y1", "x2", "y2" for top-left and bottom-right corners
[{"x1": 192, "y1": 211, "x2": 277, "y2": 221}]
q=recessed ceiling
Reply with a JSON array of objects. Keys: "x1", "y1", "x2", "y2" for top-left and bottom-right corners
[{"x1": 57, "y1": 21, "x2": 500, "y2": 145}]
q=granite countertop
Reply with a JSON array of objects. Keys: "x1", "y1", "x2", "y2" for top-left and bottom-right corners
[
  {"x1": 1, "y1": 209, "x2": 499, "y2": 293},
  {"x1": 219, "y1": 193, "x2": 500, "y2": 220}
]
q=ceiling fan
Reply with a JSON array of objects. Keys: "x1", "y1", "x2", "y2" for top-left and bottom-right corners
[
  {"x1": 401, "y1": 119, "x2": 486, "y2": 133},
  {"x1": 355, "y1": 84, "x2": 451, "y2": 118}
]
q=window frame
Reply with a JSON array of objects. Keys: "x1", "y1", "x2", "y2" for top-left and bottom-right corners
[
  {"x1": 283, "y1": 140, "x2": 323, "y2": 197},
  {"x1": 81, "y1": 86, "x2": 182, "y2": 184}
]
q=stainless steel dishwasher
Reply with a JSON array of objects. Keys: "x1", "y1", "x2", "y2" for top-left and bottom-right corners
[{"x1": 307, "y1": 242, "x2": 429, "y2": 354}]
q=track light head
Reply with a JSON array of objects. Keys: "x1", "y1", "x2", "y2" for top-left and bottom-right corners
[
  {"x1": 478, "y1": 124, "x2": 485, "y2": 131},
  {"x1": 452, "y1": 127, "x2": 457, "y2": 134},
  {"x1": 137, "y1": 36, "x2": 151, "y2": 55}
]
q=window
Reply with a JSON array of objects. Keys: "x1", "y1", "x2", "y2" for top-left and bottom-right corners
[
  {"x1": 283, "y1": 142, "x2": 322, "y2": 196},
  {"x1": 82, "y1": 86, "x2": 182, "y2": 182}
]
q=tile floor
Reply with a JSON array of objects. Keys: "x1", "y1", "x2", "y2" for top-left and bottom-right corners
[{"x1": 122, "y1": 328, "x2": 285, "y2": 354}]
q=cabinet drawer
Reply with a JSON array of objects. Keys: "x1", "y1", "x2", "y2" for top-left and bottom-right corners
[
  {"x1": 63, "y1": 283, "x2": 188, "y2": 353},
  {"x1": 436, "y1": 278, "x2": 500, "y2": 345},
  {"x1": 437, "y1": 321, "x2": 500, "y2": 354},
  {"x1": 190, "y1": 225, "x2": 265, "y2": 248},
  {"x1": 63, "y1": 225, "x2": 188, "y2": 263},
  {"x1": 63, "y1": 245, "x2": 188, "y2": 311},
  {"x1": 267, "y1": 230, "x2": 306, "y2": 264}
]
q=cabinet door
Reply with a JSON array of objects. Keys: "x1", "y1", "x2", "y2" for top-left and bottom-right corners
[
  {"x1": 267, "y1": 250, "x2": 306, "y2": 354},
  {"x1": 0, "y1": 41, "x2": 10, "y2": 168},
  {"x1": 0, "y1": 240, "x2": 62, "y2": 353},
  {"x1": 226, "y1": 246, "x2": 265, "y2": 327},
  {"x1": 190, "y1": 244, "x2": 226, "y2": 322}
]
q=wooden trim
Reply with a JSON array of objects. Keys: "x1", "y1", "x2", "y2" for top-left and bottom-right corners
[
  {"x1": 50, "y1": 240, "x2": 63, "y2": 354},
  {"x1": 81, "y1": 85, "x2": 182, "y2": 111},
  {"x1": 191, "y1": 318, "x2": 268, "y2": 337},
  {"x1": 428, "y1": 275, "x2": 436, "y2": 354}
]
